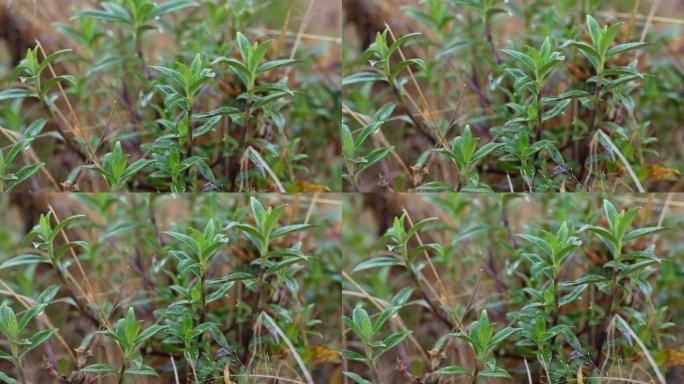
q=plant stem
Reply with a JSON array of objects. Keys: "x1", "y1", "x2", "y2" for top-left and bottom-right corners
[
  {"x1": 345, "y1": 161, "x2": 360, "y2": 191},
  {"x1": 596, "y1": 244, "x2": 621, "y2": 365},
  {"x1": 118, "y1": 362, "x2": 126, "y2": 384},
  {"x1": 370, "y1": 367, "x2": 381, "y2": 384},
  {"x1": 535, "y1": 91, "x2": 544, "y2": 143},
  {"x1": 186, "y1": 108, "x2": 194, "y2": 160},
  {"x1": 484, "y1": 17, "x2": 501, "y2": 66},
  {"x1": 230, "y1": 93, "x2": 253, "y2": 190},
  {"x1": 240, "y1": 244, "x2": 268, "y2": 362},
  {"x1": 579, "y1": 78, "x2": 602, "y2": 182},
  {"x1": 528, "y1": 86, "x2": 545, "y2": 189},
  {"x1": 366, "y1": 349, "x2": 381, "y2": 384},
  {"x1": 198, "y1": 269, "x2": 207, "y2": 324},
  {"x1": 135, "y1": 33, "x2": 151, "y2": 82},
  {"x1": 14, "y1": 356, "x2": 27, "y2": 384},
  {"x1": 471, "y1": 365, "x2": 480, "y2": 384},
  {"x1": 552, "y1": 274, "x2": 560, "y2": 326}
]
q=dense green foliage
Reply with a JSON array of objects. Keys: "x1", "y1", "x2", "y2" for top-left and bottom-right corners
[
  {"x1": 342, "y1": 193, "x2": 683, "y2": 383},
  {"x1": 0, "y1": 194, "x2": 341, "y2": 383},
  {"x1": 0, "y1": 0, "x2": 340, "y2": 192},
  {"x1": 342, "y1": 0, "x2": 683, "y2": 192}
]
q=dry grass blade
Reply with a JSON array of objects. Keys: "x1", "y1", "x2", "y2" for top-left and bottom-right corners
[
  {"x1": 596, "y1": 130, "x2": 645, "y2": 192},
  {"x1": 35, "y1": 40, "x2": 101, "y2": 168},
  {"x1": 259, "y1": 313, "x2": 315, "y2": 384},
  {"x1": 615, "y1": 315, "x2": 666, "y2": 384},
  {"x1": 245, "y1": 147, "x2": 286, "y2": 192}
]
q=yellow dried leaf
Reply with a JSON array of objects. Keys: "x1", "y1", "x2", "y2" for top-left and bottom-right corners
[
  {"x1": 224, "y1": 363, "x2": 232, "y2": 384},
  {"x1": 645, "y1": 164, "x2": 680, "y2": 182},
  {"x1": 291, "y1": 182, "x2": 331, "y2": 192},
  {"x1": 663, "y1": 349, "x2": 684, "y2": 366},
  {"x1": 577, "y1": 364, "x2": 584, "y2": 384},
  {"x1": 305, "y1": 346, "x2": 341, "y2": 364}
]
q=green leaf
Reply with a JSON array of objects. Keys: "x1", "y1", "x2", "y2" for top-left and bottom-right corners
[
  {"x1": 270, "y1": 224, "x2": 314, "y2": 240},
  {"x1": 342, "y1": 124, "x2": 354, "y2": 158},
  {"x1": 0, "y1": 89, "x2": 37, "y2": 101},
  {"x1": 352, "y1": 257, "x2": 404, "y2": 272},
  {"x1": 597, "y1": 23, "x2": 620, "y2": 56},
  {"x1": 586, "y1": 15, "x2": 602, "y2": 47},
  {"x1": 150, "y1": 65, "x2": 186, "y2": 89},
  {"x1": 377, "y1": 330, "x2": 411, "y2": 358},
  {"x1": 559, "y1": 284, "x2": 587, "y2": 306},
  {"x1": 388, "y1": 32, "x2": 422, "y2": 56},
  {"x1": 479, "y1": 366, "x2": 512, "y2": 379},
  {"x1": 390, "y1": 58, "x2": 424, "y2": 80},
  {"x1": 164, "y1": 231, "x2": 200, "y2": 255},
  {"x1": 488, "y1": 327, "x2": 519, "y2": 347},
  {"x1": 0, "y1": 349, "x2": 11, "y2": 361},
  {"x1": 0, "y1": 305, "x2": 18, "y2": 338},
  {"x1": 516, "y1": 234, "x2": 552, "y2": 256},
  {"x1": 342, "y1": 72, "x2": 386, "y2": 86},
  {"x1": 391, "y1": 287, "x2": 413, "y2": 306},
  {"x1": 471, "y1": 142, "x2": 503, "y2": 163},
  {"x1": 605, "y1": 42, "x2": 649, "y2": 58},
  {"x1": 76, "y1": 4, "x2": 131, "y2": 24},
  {"x1": 603, "y1": 199, "x2": 619, "y2": 231},
  {"x1": 342, "y1": 372, "x2": 372, "y2": 384},
  {"x1": 150, "y1": 0, "x2": 198, "y2": 18},
  {"x1": 372, "y1": 306, "x2": 400, "y2": 335},
  {"x1": 255, "y1": 59, "x2": 297, "y2": 76},
  {"x1": 543, "y1": 89, "x2": 591, "y2": 103},
  {"x1": 435, "y1": 365, "x2": 471, "y2": 376},
  {"x1": 120, "y1": 159, "x2": 153, "y2": 181},
  {"x1": 415, "y1": 181, "x2": 455, "y2": 191},
  {"x1": 236, "y1": 32, "x2": 251, "y2": 63},
  {"x1": 134, "y1": 324, "x2": 164, "y2": 346},
  {"x1": 560, "y1": 274, "x2": 608, "y2": 287},
  {"x1": 405, "y1": 217, "x2": 439, "y2": 242},
  {"x1": 501, "y1": 49, "x2": 535, "y2": 72},
  {"x1": 351, "y1": 305, "x2": 372, "y2": 341},
  {"x1": 341, "y1": 350, "x2": 366, "y2": 362},
  {"x1": 42, "y1": 75, "x2": 76, "y2": 97},
  {"x1": 542, "y1": 99, "x2": 571, "y2": 121},
  {"x1": 0, "y1": 254, "x2": 51, "y2": 270},
  {"x1": 82, "y1": 364, "x2": 119, "y2": 374},
  {"x1": 359, "y1": 146, "x2": 394, "y2": 173},
  {"x1": 354, "y1": 122, "x2": 382, "y2": 152},
  {"x1": 125, "y1": 365, "x2": 158, "y2": 376},
  {"x1": 22, "y1": 328, "x2": 58, "y2": 356},
  {"x1": 0, "y1": 372, "x2": 17, "y2": 384},
  {"x1": 123, "y1": 308, "x2": 139, "y2": 345},
  {"x1": 564, "y1": 41, "x2": 601, "y2": 71},
  {"x1": 579, "y1": 225, "x2": 618, "y2": 246},
  {"x1": 622, "y1": 227, "x2": 666, "y2": 242},
  {"x1": 7, "y1": 163, "x2": 44, "y2": 192}
]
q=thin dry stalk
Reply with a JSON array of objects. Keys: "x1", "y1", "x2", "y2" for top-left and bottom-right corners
[
  {"x1": 48, "y1": 205, "x2": 109, "y2": 329},
  {"x1": 401, "y1": 208, "x2": 452, "y2": 310},
  {"x1": 288, "y1": 0, "x2": 317, "y2": 62},
  {"x1": 35, "y1": 40, "x2": 101, "y2": 168}
]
